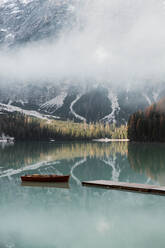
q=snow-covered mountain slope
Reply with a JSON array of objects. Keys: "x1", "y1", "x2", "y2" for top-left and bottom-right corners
[
  {"x1": 0, "y1": 83, "x2": 164, "y2": 124},
  {"x1": 0, "y1": 102, "x2": 59, "y2": 120},
  {"x1": 39, "y1": 90, "x2": 67, "y2": 114},
  {"x1": 0, "y1": 0, "x2": 76, "y2": 46},
  {"x1": 101, "y1": 90, "x2": 120, "y2": 124}
]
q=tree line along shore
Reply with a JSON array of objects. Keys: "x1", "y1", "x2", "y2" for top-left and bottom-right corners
[
  {"x1": 2, "y1": 96, "x2": 165, "y2": 143},
  {"x1": 0, "y1": 112, "x2": 128, "y2": 141},
  {"x1": 128, "y1": 98, "x2": 165, "y2": 142}
]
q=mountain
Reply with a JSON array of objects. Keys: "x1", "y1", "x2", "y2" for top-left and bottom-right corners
[
  {"x1": 0, "y1": 0, "x2": 164, "y2": 124},
  {"x1": 0, "y1": 0, "x2": 75, "y2": 46},
  {"x1": 0, "y1": 82, "x2": 164, "y2": 124}
]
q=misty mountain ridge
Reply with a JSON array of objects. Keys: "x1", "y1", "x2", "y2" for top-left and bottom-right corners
[
  {"x1": 0, "y1": 0, "x2": 165, "y2": 124},
  {"x1": 0, "y1": 82, "x2": 164, "y2": 124}
]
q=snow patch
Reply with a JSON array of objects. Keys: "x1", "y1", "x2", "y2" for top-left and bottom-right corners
[
  {"x1": 152, "y1": 90, "x2": 160, "y2": 102},
  {"x1": 8, "y1": 100, "x2": 13, "y2": 105},
  {"x1": 5, "y1": 33, "x2": 15, "y2": 42},
  {"x1": 70, "y1": 95, "x2": 86, "y2": 122},
  {"x1": 0, "y1": 102, "x2": 60, "y2": 120},
  {"x1": 21, "y1": 0, "x2": 33, "y2": 4},
  {"x1": 0, "y1": 0, "x2": 32, "y2": 6},
  {"x1": 0, "y1": 28, "x2": 7, "y2": 32},
  {"x1": 143, "y1": 93, "x2": 152, "y2": 105},
  {"x1": 15, "y1": 99, "x2": 26, "y2": 106},
  {"x1": 40, "y1": 91, "x2": 67, "y2": 114},
  {"x1": 101, "y1": 91, "x2": 120, "y2": 123}
]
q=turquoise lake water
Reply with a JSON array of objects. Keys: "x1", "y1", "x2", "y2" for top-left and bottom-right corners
[{"x1": 0, "y1": 141, "x2": 165, "y2": 248}]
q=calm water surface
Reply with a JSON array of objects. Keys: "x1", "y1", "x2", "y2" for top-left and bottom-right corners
[{"x1": 0, "y1": 141, "x2": 165, "y2": 248}]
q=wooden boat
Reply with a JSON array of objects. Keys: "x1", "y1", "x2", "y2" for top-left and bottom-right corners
[{"x1": 21, "y1": 174, "x2": 70, "y2": 183}]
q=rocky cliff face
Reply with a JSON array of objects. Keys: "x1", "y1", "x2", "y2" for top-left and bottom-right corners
[{"x1": 0, "y1": 0, "x2": 75, "y2": 46}]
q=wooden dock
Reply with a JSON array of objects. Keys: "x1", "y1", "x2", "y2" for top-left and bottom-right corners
[{"x1": 82, "y1": 180, "x2": 165, "y2": 195}]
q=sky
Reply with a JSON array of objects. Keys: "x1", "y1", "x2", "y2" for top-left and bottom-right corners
[{"x1": 0, "y1": 0, "x2": 165, "y2": 86}]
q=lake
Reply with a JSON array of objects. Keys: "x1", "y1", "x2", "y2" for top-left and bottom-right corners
[{"x1": 0, "y1": 141, "x2": 165, "y2": 248}]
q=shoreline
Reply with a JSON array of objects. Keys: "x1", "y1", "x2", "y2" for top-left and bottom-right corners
[{"x1": 93, "y1": 138, "x2": 130, "y2": 142}]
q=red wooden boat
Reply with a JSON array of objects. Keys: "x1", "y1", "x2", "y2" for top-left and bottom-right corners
[{"x1": 21, "y1": 174, "x2": 70, "y2": 183}]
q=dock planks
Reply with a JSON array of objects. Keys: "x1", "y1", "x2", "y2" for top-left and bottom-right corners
[{"x1": 82, "y1": 180, "x2": 165, "y2": 195}]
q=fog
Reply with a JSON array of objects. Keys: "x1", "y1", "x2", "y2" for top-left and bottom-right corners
[{"x1": 0, "y1": 0, "x2": 165, "y2": 86}]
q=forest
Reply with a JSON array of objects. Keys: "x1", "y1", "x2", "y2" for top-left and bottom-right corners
[
  {"x1": 0, "y1": 112, "x2": 128, "y2": 141},
  {"x1": 128, "y1": 98, "x2": 165, "y2": 142}
]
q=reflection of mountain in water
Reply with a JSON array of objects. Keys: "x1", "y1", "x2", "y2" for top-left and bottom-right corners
[
  {"x1": 1, "y1": 141, "x2": 158, "y2": 186},
  {"x1": 1, "y1": 141, "x2": 163, "y2": 186},
  {"x1": 128, "y1": 143, "x2": 165, "y2": 186},
  {"x1": 0, "y1": 141, "x2": 130, "y2": 185},
  {"x1": 0, "y1": 141, "x2": 128, "y2": 168}
]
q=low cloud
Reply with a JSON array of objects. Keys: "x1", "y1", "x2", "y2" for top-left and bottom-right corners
[{"x1": 0, "y1": 0, "x2": 165, "y2": 86}]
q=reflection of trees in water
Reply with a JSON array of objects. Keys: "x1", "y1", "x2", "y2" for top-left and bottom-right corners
[
  {"x1": 0, "y1": 142, "x2": 54, "y2": 169},
  {"x1": 0, "y1": 141, "x2": 128, "y2": 169},
  {"x1": 128, "y1": 143, "x2": 165, "y2": 185}
]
